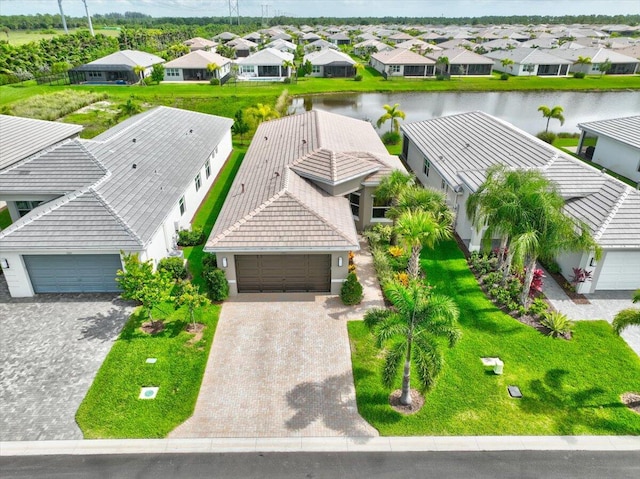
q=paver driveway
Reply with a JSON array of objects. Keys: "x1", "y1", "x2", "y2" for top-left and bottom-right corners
[
  {"x1": 0, "y1": 277, "x2": 132, "y2": 441},
  {"x1": 170, "y1": 293, "x2": 379, "y2": 438}
]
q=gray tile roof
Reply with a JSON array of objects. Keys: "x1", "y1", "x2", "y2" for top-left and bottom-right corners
[
  {"x1": 88, "y1": 49, "x2": 165, "y2": 67},
  {"x1": 428, "y1": 48, "x2": 493, "y2": 64},
  {"x1": 0, "y1": 107, "x2": 232, "y2": 251},
  {"x1": 235, "y1": 48, "x2": 293, "y2": 65},
  {"x1": 578, "y1": 115, "x2": 640, "y2": 150},
  {"x1": 0, "y1": 139, "x2": 107, "y2": 194},
  {"x1": 401, "y1": 111, "x2": 640, "y2": 248},
  {"x1": 0, "y1": 115, "x2": 82, "y2": 170},
  {"x1": 303, "y1": 49, "x2": 356, "y2": 66},
  {"x1": 372, "y1": 48, "x2": 436, "y2": 65},
  {"x1": 486, "y1": 47, "x2": 572, "y2": 65},
  {"x1": 549, "y1": 47, "x2": 640, "y2": 64},
  {"x1": 207, "y1": 110, "x2": 399, "y2": 252},
  {"x1": 290, "y1": 149, "x2": 379, "y2": 185},
  {"x1": 163, "y1": 50, "x2": 230, "y2": 69}
]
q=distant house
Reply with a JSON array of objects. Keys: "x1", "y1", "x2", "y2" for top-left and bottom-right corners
[
  {"x1": 304, "y1": 39, "x2": 339, "y2": 53},
  {"x1": 477, "y1": 38, "x2": 521, "y2": 52},
  {"x1": 243, "y1": 32, "x2": 263, "y2": 44},
  {"x1": 183, "y1": 37, "x2": 218, "y2": 52},
  {"x1": 235, "y1": 48, "x2": 294, "y2": 81},
  {"x1": 486, "y1": 48, "x2": 572, "y2": 76},
  {"x1": 427, "y1": 49, "x2": 494, "y2": 76},
  {"x1": 69, "y1": 50, "x2": 165, "y2": 85},
  {"x1": 163, "y1": 50, "x2": 232, "y2": 82},
  {"x1": 213, "y1": 32, "x2": 238, "y2": 43},
  {"x1": 226, "y1": 38, "x2": 258, "y2": 58},
  {"x1": 387, "y1": 32, "x2": 415, "y2": 44},
  {"x1": 303, "y1": 49, "x2": 356, "y2": 77},
  {"x1": 395, "y1": 39, "x2": 442, "y2": 55},
  {"x1": 370, "y1": 49, "x2": 436, "y2": 78},
  {"x1": 549, "y1": 47, "x2": 639, "y2": 75},
  {"x1": 328, "y1": 32, "x2": 351, "y2": 46},
  {"x1": 401, "y1": 111, "x2": 640, "y2": 293},
  {"x1": 353, "y1": 39, "x2": 393, "y2": 57},
  {"x1": 265, "y1": 39, "x2": 297, "y2": 54},
  {"x1": 0, "y1": 108, "x2": 233, "y2": 297},
  {"x1": 577, "y1": 115, "x2": 640, "y2": 183},
  {"x1": 302, "y1": 32, "x2": 321, "y2": 43}
]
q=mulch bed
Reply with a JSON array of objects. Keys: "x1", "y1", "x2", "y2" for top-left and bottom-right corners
[
  {"x1": 622, "y1": 392, "x2": 640, "y2": 415},
  {"x1": 185, "y1": 322, "x2": 206, "y2": 344},
  {"x1": 141, "y1": 320, "x2": 165, "y2": 335},
  {"x1": 389, "y1": 389, "x2": 425, "y2": 415},
  {"x1": 546, "y1": 269, "x2": 590, "y2": 304}
]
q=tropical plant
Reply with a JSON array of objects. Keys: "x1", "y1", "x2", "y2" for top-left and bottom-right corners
[
  {"x1": 541, "y1": 311, "x2": 573, "y2": 338},
  {"x1": 612, "y1": 290, "x2": 640, "y2": 335},
  {"x1": 537, "y1": 105, "x2": 565, "y2": 133},
  {"x1": 374, "y1": 171, "x2": 414, "y2": 244},
  {"x1": 150, "y1": 63, "x2": 164, "y2": 84},
  {"x1": 376, "y1": 103, "x2": 406, "y2": 134},
  {"x1": 436, "y1": 56, "x2": 449, "y2": 75},
  {"x1": 231, "y1": 109, "x2": 250, "y2": 143},
  {"x1": 206, "y1": 62, "x2": 220, "y2": 79},
  {"x1": 175, "y1": 281, "x2": 211, "y2": 328},
  {"x1": 575, "y1": 56, "x2": 591, "y2": 70},
  {"x1": 117, "y1": 96, "x2": 142, "y2": 120},
  {"x1": 364, "y1": 280, "x2": 461, "y2": 405},
  {"x1": 133, "y1": 64, "x2": 145, "y2": 86},
  {"x1": 598, "y1": 58, "x2": 612, "y2": 77},
  {"x1": 281, "y1": 59, "x2": 295, "y2": 79},
  {"x1": 340, "y1": 272, "x2": 364, "y2": 305},
  {"x1": 245, "y1": 103, "x2": 280, "y2": 127},
  {"x1": 570, "y1": 267, "x2": 593, "y2": 285}
]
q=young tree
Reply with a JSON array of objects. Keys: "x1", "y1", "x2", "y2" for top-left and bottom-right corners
[
  {"x1": 207, "y1": 62, "x2": 220, "y2": 80},
  {"x1": 598, "y1": 58, "x2": 612, "y2": 77},
  {"x1": 133, "y1": 64, "x2": 145, "y2": 85},
  {"x1": 575, "y1": 55, "x2": 592, "y2": 72},
  {"x1": 376, "y1": 103, "x2": 406, "y2": 134},
  {"x1": 500, "y1": 57, "x2": 514, "y2": 72},
  {"x1": 245, "y1": 103, "x2": 280, "y2": 127},
  {"x1": 150, "y1": 63, "x2": 164, "y2": 84},
  {"x1": 175, "y1": 281, "x2": 211, "y2": 328},
  {"x1": 231, "y1": 108, "x2": 250, "y2": 144},
  {"x1": 364, "y1": 280, "x2": 461, "y2": 406},
  {"x1": 612, "y1": 290, "x2": 640, "y2": 335},
  {"x1": 375, "y1": 171, "x2": 415, "y2": 245},
  {"x1": 436, "y1": 56, "x2": 449, "y2": 75},
  {"x1": 537, "y1": 105, "x2": 565, "y2": 133}
]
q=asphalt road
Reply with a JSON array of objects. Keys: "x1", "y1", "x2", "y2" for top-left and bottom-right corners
[{"x1": 1, "y1": 451, "x2": 638, "y2": 479}]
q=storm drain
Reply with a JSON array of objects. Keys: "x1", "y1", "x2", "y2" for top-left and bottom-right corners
[
  {"x1": 139, "y1": 387, "x2": 159, "y2": 399},
  {"x1": 508, "y1": 385, "x2": 522, "y2": 398}
]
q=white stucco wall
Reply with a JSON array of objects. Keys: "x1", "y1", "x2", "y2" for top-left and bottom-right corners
[{"x1": 589, "y1": 136, "x2": 640, "y2": 183}]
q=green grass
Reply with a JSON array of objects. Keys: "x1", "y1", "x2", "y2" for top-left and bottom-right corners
[
  {"x1": 349, "y1": 240, "x2": 640, "y2": 436},
  {"x1": 5, "y1": 28, "x2": 120, "y2": 46},
  {"x1": 0, "y1": 207, "x2": 12, "y2": 229},
  {"x1": 76, "y1": 301, "x2": 220, "y2": 438}
]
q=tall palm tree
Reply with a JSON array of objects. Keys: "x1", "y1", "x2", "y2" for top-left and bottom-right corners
[
  {"x1": 376, "y1": 103, "x2": 406, "y2": 134},
  {"x1": 375, "y1": 171, "x2": 415, "y2": 243},
  {"x1": 364, "y1": 280, "x2": 461, "y2": 406},
  {"x1": 133, "y1": 64, "x2": 145, "y2": 85},
  {"x1": 575, "y1": 56, "x2": 591, "y2": 72},
  {"x1": 538, "y1": 105, "x2": 565, "y2": 133},
  {"x1": 395, "y1": 209, "x2": 453, "y2": 280},
  {"x1": 436, "y1": 56, "x2": 449, "y2": 75},
  {"x1": 206, "y1": 62, "x2": 220, "y2": 80},
  {"x1": 612, "y1": 290, "x2": 640, "y2": 335},
  {"x1": 500, "y1": 57, "x2": 514, "y2": 72},
  {"x1": 245, "y1": 103, "x2": 280, "y2": 126},
  {"x1": 281, "y1": 59, "x2": 295, "y2": 78}
]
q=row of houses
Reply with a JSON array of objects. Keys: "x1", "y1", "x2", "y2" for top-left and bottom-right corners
[{"x1": 1, "y1": 107, "x2": 638, "y2": 298}]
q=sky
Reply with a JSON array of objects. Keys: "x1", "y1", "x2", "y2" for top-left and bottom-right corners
[{"x1": 1, "y1": 0, "x2": 639, "y2": 19}]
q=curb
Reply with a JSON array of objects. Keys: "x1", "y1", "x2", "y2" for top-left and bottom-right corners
[{"x1": 2, "y1": 436, "x2": 639, "y2": 456}]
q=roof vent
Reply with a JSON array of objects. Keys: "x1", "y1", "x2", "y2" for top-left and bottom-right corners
[
  {"x1": 241, "y1": 183, "x2": 245, "y2": 193},
  {"x1": 274, "y1": 171, "x2": 280, "y2": 178},
  {"x1": 264, "y1": 136, "x2": 268, "y2": 140},
  {"x1": 189, "y1": 129, "x2": 193, "y2": 133},
  {"x1": 132, "y1": 163, "x2": 137, "y2": 169},
  {"x1": 302, "y1": 139, "x2": 307, "y2": 144},
  {"x1": 132, "y1": 138, "x2": 136, "y2": 143}
]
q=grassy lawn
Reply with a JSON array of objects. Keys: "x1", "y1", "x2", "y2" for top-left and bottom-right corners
[
  {"x1": 349, "y1": 240, "x2": 640, "y2": 436},
  {"x1": 75, "y1": 145, "x2": 244, "y2": 438},
  {"x1": 0, "y1": 207, "x2": 11, "y2": 229}
]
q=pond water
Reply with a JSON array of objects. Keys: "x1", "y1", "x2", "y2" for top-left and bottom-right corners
[{"x1": 289, "y1": 90, "x2": 640, "y2": 135}]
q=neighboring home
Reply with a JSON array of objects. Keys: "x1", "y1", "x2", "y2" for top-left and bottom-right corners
[
  {"x1": 304, "y1": 39, "x2": 339, "y2": 53},
  {"x1": 549, "y1": 47, "x2": 640, "y2": 75},
  {"x1": 0, "y1": 108, "x2": 233, "y2": 297},
  {"x1": 400, "y1": 111, "x2": 640, "y2": 293},
  {"x1": 477, "y1": 38, "x2": 521, "y2": 52},
  {"x1": 270, "y1": 31, "x2": 293, "y2": 42},
  {"x1": 355, "y1": 32, "x2": 378, "y2": 42},
  {"x1": 68, "y1": 49, "x2": 165, "y2": 85},
  {"x1": 435, "y1": 39, "x2": 477, "y2": 50},
  {"x1": 204, "y1": 110, "x2": 405, "y2": 295},
  {"x1": 303, "y1": 49, "x2": 357, "y2": 78},
  {"x1": 302, "y1": 32, "x2": 321, "y2": 43},
  {"x1": 395, "y1": 38, "x2": 442, "y2": 55},
  {"x1": 353, "y1": 39, "x2": 393, "y2": 57},
  {"x1": 243, "y1": 32, "x2": 263, "y2": 44},
  {"x1": 420, "y1": 31, "x2": 450, "y2": 44},
  {"x1": 183, "y1": 37, "x2": 218, "y2": 52},
  {"x1": 163, "y1": 50, "x2": 232, "y2": 82},
  {"x1": 265, "y1": 38, "x2": 297, "y2": 54},
  {"x1": 617, "y1": 44, "x2": 640, "y2": 61},
  {"x1": 235, "y1": 48, "x2": 294, "y2": 81},
  {"x1": 427, "y1": 49, "x2": 494, "y2": 76},
  {"x1": 370, "y1": 49, "x2": 436, "y2": 78},
  {"x1": 486, "y1": 48, "x2": 572, "y2": 76},
  {"x1": 520, "y1": 37, "x2": 559, "y2": 49},
  {"x1": 226, "y1": 38, "x2": 258, "y2": 58},
  {"x1": 388, "y1": 32, "x2": 415, "y2": 44},
  {"x1": 328, "y1": 32, "x2": 351, "y2": 46},
  {"x1": 213, "y1": 31, "x2": 238, "y2": 43},
  {"x1": 577, "y1": 115, "x2": 640, "y2": 183}
]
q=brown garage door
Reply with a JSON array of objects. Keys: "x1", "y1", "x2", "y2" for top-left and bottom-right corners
[{"x1": 235, "y1": 254, "x2": 331, "y2": 293}]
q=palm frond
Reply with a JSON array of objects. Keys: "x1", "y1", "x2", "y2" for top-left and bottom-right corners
[{"x1": 382, "y1": 340, "x2": 406, "y2": 388}]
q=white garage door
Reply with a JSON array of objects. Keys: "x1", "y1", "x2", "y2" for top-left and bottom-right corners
[{"x1": 596, "y1": 251, "x2": 640, "y2": 290}]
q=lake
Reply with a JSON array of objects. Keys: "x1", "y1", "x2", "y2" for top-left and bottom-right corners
[{"x1": 289, "y1": 90, "x2": 640, "y2": 135}]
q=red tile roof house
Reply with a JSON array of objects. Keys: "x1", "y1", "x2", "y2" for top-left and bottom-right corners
[
  {"x1": 0, "y1": 108, "x2": 232, "y2": 297},
  {"x1": 205, "y1": 111, "x2": 406, "y2": 294}
]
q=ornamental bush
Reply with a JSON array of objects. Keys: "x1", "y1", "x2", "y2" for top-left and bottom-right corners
[
  {"x1": 177, "y1": 227, "x2": 204, "y2": 247},
  {"x1": 203, "y1": 267, "x2": 229, "y2": 302},
  {"x1": 573, "y1": 72, "x2": 586, "y2": 79},
  {"x1": 536, "y1": 131, "x2": 557, "y2": 144},
  {"x1": 341, "y1": 272, "x2": 364, "y2": 305},
  {"x1": 157, "y1": 257, "x2": 187, "y2": 281},
  {"x1": 541, "y1": 311, "x2": 573, "y2": 338}
]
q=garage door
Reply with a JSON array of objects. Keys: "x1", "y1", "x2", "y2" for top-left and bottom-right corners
[
  {"x1": 235, "y1": 254, "x2": 331, "y2": 293},
  {"x1": 596, "y1": 251, "x2": 640, "y2": 290},
  {"x1": 23, "y1": 254, "x2": 122, "y2": 293}
]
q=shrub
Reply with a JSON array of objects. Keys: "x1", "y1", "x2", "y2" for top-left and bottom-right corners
[
  {"x1": 393, "y1": 271, "x2": 410, "y2": 287},
  {"x1": 573, "y1": 72, "x2": 586, "y2": 79},
  {"x1": 157, "y1": 257, "x2": 187, "y2": 281},
  {"x1": 571, "y1": 267, "x2": 593, "y2": 284},
  {"x1": 541, "y1": 311, "x2": 573, "y2": 338},
  {"x1": 371, "y1": 245, "x2": 393, "y2": 284},
  {"x1": 529, "y1": 297, "x2": 549, "y2": 316},
  {"x1": 388, "y1": 246, "x2": 405, "y2": 258},
  {"x1": 541, "y1": 259, "x2": 562, "y2": 275},
  {"x1": 177, "y1": 227, "x2": 204, "y2": 247},
  {"x1": 283, "y1": 77, "x2": 292, "y2": 84},
  {"x1": 381, "y1": 131, "x2": 401, "y2": 145},
  {"x1": 529, "y1": 269, "x2": 545, "y2": 296},
  {"x1": 364, "y1": 224, "x2": 393, "y2": 246},
  {"x1": 341, "y1": 272, "x2": 364, "y2": 305},
  {"x1": 203, "y1": 267, "x2": 229, "y2": 301},
  {"x1": 209, "y1": 78, "x2": 220, "y2": 85},
  {"x1": 436, "y1": 73, "x2": 445, "y2": 81},
  {"x1": 201, "y1": 252, "x2": 218, "y2": 270},
  {"x1": 354, "y1": 74, "x2": 363, "y2": 82},
  {"x1": 536, "y1": 131, "x2": 557, "y2": 144},
  {"x1": 483, "y1": 271, "x2": 502, "y2": 287},
  {"x1": 500, "y1": 73, "x2": 509, "y2": 80}
]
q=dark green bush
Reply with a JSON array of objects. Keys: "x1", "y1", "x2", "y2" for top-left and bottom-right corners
[
  {"x1": 177, "y1": 227, "x2": 204, "y2": 247},
  {"x1": 529, "y1": 297, "x2": 549, "y2": 316},
  {"x1": 540, "y1": 258, "x2": 562, "y2": 275},
  {"x1": 435, "y1": 73, "x2": 445, "y2": 81},
  {"x1": 536, "y1": 131, "x2": 557, "y2": 144},
  {"x1": 354, "y1": 74, "x2": 363, "y2": 81},
  {"x1": 500, "y1": 73, "x2": 509, "y2": 80},
  {"x1": 201, "y1": 252, "x2": 218, "y2": 270},
  {"x1": 203, "y1": 267, "x2": 229, "y2": 301},
  {"x1": 341, "y1": 272, "x2": 363, "y2": 305},
  {"x1": 381, "y1": 131, "x2": 401, "y2": 145},
  {"x1": 210, "y1": 78, "x2": 220, "y2": 85},
  {"x1": 573, "y1": 72, "x2": 586, "y2": 79},
  {"x1": 283, "y1": 77, "x2": 292, "y2": 84},
  {"x1": 157, "y1": 256, "x2": 187, "y2": 281}
]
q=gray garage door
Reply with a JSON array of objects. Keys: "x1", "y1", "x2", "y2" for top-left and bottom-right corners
[
  {"x1": 235, "y1": 254, "x2": 331, "y2": 293},
  {"x1": 23, "y1": 254, "x2": 122, "y2": 293}
]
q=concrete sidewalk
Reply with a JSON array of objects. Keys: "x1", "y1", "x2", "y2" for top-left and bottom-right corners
[{"x1": 2, "y1": 435, "x2": 639, "y2": 456}]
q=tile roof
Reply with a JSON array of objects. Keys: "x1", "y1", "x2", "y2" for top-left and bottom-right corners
[
  {"x1": 372, "y1": 48, "x2": 436, "y2": 65},
  {"x1": 163, "y1": 50, "x2": 231, "y2": 69},
  {"x1": 549, "y1": 47, "x2": 640, "y2": 63},
  {"x1": 0, "y1": 115, "x2": 82, "y2": 170},
  {"x1": 486, "y1": 47, "x2": 572, "y2": 65},
  {"x1": 88, "y1": 49, "x2": 165, "y2": 67},
  {"x1": 578, "y1": 115, "x2": 640, "y2": 150},
  {"x1": 401, "y1": 111, "x2": 640, "y2": 248},
  {"x1": 303, "y1": 49, "x2": 356, "y2": 66},
  {"x1": 428, "y1": 48, "x2": 493, "y2": 64},
  {"x1": 290, "y1": 149, "x2": 379, "y2": 185},
  {"x1": 235, "y1": 48, "x2": 293, "y2": 65}
]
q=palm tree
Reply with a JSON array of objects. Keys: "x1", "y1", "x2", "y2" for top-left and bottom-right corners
[
  {"x1": 612, "y1": 290, "x2": 640, "y2": 335},
  {"x1": 364, "y1": 280, "x2": 461, "y2": 406},
  {"x1": 245, "y1": 103, "x2": 280, "y2": 126},
  {"x1": 436, "y1": 56, "x2": 449, "y2": 75},
  {"x1": 500, "y1": 57, "x2": 514, "y2": 72},
  {"x1": 598, "y1": 58, "x2": 612, "y2": 77},
  {"x1": 375, "y1": 171, "x2": 415, "y2": 245},
  {"x1": 206, "y1": 62, "x2": 220, "y2": 80},
  {"x1": 353, "y1": 61, "x2": 363, "y2": 78},
  {"x1": 376, "y1": 103, "x2": 406, "y2": 134},
  {"x1": 133, "y1": 64, "x2": 145, "y2": 86},
  {"x1": 395, "y1": 209, "x2": 452, "y2": 280},
  {"x1": 575, "y1": 56, "x2": 591, "y2": 72},
  {"x1": 538, "y1": 105, "x2": 565, "y2": 133},
  {"x1": 281, "y1": 59, "x2": 295, "y2": 78}
]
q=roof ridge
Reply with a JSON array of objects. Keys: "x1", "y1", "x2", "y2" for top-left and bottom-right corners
[
  {"x1": 76, "y1": 139, "x2": 110, "y2": 175},
  {"x1": 0, "y1": 137, "x2": 79, "y2": 174},
  {"x1": 90, "y1": 188, "x2": 145, "y2": 246},
  {"x1": 594, "y1": 184, "x2": 631, "y2": 241}
]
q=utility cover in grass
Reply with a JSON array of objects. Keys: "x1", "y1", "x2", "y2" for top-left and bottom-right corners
[
  {"x1": 508, "y1": 386, "x2": 522, "y2": 398},
  {"x1": 139, "y1": 387, "x2": 159, "y2": 399}
]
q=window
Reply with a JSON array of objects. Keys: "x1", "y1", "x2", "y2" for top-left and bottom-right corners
[
  {"x1": 179, "y1": 196, "x2": 186, "y2": 215},
  {"x1": 205, "y1": 159, "x2": 211, "y2": 179},
  {"x1": 389, "y1": 65, "x2": 401, "y2": 73},
  {"x1": 16, "y1": 200, "x2": 42, "y2": 217},
  {"x1": 195, "y1": 173, "x2": 201, "y2": 192},
  {"x1": 371, "y1": 196, "x2": 391, "y2": 219},
  {"x1": 423, "y1": 157, "x2": 430, "y2": 177},
  {"x1": 166, "y1": 68, "x2": 180, "y2": 77},
  {"x1": 312, "y1": 65, "x2": 321, "y2": 74},
  {"x1": 348, "y1": 192, "x2": 361, "y2": 219}
]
